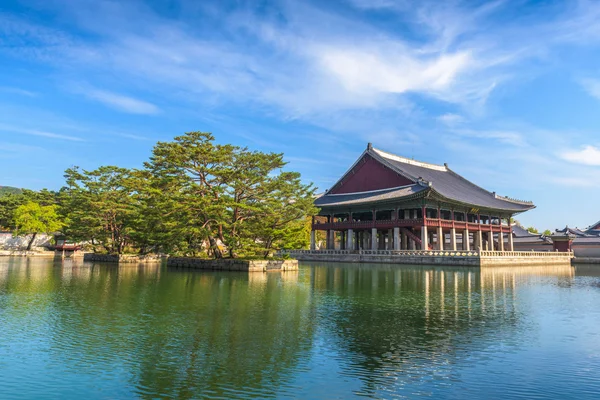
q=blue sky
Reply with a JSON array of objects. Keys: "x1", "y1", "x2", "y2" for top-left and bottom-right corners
[{"x1": 1, "y1": 0, "x2": 600, "y2": 231}]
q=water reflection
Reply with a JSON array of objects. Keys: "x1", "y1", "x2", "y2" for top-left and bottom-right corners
[
  {"x1": 308, "y1": 263, "x2": 578, "y2": 398},
  {"x1": 0, "y1": 258, "x2": 314, "y2": 399},
  {"x1": 1, "y1": 258, "x2": 599, "y2": 399}
]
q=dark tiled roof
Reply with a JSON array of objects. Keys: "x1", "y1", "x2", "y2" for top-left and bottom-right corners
[
  {"x1": 555, "y1": 226, "x2": 590, "y2": 237},
  {"x1": 573, "y1": 237, "x2": 600, "y2": 245},
  {"x1": 512, "y1": 225, "x2": 536, "y2": 237},
  {"x1": 513, "y1": 236, "x2": 551, "y2": 244},
  {"x1": 372, "y1": 148, "x2": 534, "y2": 212},
  {"x1": 315, "y1": 184, "x2": 428, "y2": 207}
]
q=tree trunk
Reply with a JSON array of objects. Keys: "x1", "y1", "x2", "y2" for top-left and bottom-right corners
[{"x1": 27, "y1": 232, "x2": 37, "y2": 251}]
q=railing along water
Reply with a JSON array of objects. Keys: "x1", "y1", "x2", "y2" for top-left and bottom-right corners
[{"x1": 282, "y1": 249, "x2": 574, "y2": 258}]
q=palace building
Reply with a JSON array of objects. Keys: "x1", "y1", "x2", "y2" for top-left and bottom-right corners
[{"x1": 311, "y1": 143, "x2": 535, "y2": 252}]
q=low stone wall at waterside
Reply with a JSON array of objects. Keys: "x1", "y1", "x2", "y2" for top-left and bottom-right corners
[
  {"x1": 0, "y1": 250, "x2": 57, "y2": 257},
  {"x1": 83, "y1": 253, "x2": 163, "y2": 263},
  {"x1": 572, "y1": 257, "x2": 600, "y2": 264},
  {"x1": 289, "y1": 251, "x2": 480, "y2": 266},
  {"x1": 282, "y1": 250, "x2": 573, "y2": 267},
  {"x1": 167, "y1": 257, "x2": 298, "y2": 272}
]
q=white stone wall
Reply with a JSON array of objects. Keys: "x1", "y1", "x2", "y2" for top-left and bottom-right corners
[
  {"x1": 0, "y1": 232, "x2": 53, "y2": 250},
  {"x1": 572, "y1": 245, "x2": 600, "y2": 258}
]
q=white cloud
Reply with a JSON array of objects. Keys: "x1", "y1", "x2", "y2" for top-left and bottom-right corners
[
  {"x1": 561, "y1": 145, "x2": 600, "y2": 166},
  {"x1": 0, "y1": 87, "x2": 37, "y2": 97},
  {"x1": 85, "y1": 89, "x2": 160, "y2": 115},
  {"x1": 19, "y1": 129, "x2": 84, "y2": 142},
  {"x1": 437, "y1": 113, "x2": 465, "y2": 125},
  {"x1": 317, "y1": 47, "x2": 472, "y2": 96},
  {"x1": 451, "y1": 128, "x2": 526, "y2": 147},
  {"x1": 579, "y1": 78, "x2": 600, "y2": 100}
]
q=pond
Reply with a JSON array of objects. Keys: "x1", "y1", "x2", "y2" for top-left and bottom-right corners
[{"x1": 1, "y1": 258, "x2": 599, "y2": 399}]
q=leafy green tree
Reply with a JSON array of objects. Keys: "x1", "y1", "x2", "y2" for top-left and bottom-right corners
[
  {"x1": 543, "y1": 229, "x2": 552, "y2": 236},
  {"x1": 145, "y1": 131, "x2": 316, "y2": 258},
  {"x1": 61, "y1": 166, "x2": 139, "y2": 255},
  {"x1": 14, "y1": 201, "x2": 63, "y2": 250},
  {"x1": 526, "y1": 226, "x2": 539, "y2": 234},
  {"x1": 0, "y1": 193, "x2": 27, "y2": 230}
]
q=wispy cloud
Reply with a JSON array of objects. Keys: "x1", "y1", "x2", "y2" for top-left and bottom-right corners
[
  {"x1": 437, "y1": 113, "x2": 465, "y2": 126},
  {"x1": 450, "y1": 128, "x2": 526, "y2": 147},
  {"x1": 561, "y1": 145, "x2": 600, "y2": 166},
  {"x1": 0, "y1": 124, "x2": 84, "y2": 142},
  {"x1": 0, "y1": 86, "x2": 37, "y2": 97},
  {"x1": 84, "y1": 88, "x2": 160, "y2": 115},
  {"x1": 578, "y1": 77, "x2": 600, "y2": 100}
]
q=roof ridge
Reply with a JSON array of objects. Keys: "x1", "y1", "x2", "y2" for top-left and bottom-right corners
[
  {"x1": 367, "y1": 148, "x2": 420, "y2": 182},
  {"x1": 372, "y1": 148, "x2": 447, "y2": 171},
  {"x1": 493, "y1": 193, "x2": 534, "y2": 205}
]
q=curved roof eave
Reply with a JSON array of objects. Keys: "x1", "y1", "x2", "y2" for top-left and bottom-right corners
[{"x1": 428, "y1": 188, "x2": 536, "y2": 214}]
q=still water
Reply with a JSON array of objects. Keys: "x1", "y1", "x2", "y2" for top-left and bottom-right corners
[{"x1": 1, "y1": 258, "x2": 599, "y2": 399}]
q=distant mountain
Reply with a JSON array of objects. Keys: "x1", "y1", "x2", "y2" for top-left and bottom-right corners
[{"x1": 0, "y1": 186, "x2": 23, "y2": 196}]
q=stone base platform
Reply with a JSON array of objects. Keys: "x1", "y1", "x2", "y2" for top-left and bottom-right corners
[
  {"x1": 167, "y1": 257, "x2": 298, "y2": 272},
  {"x1": 572, "y1": 257, "x2": 600, "y2": 264},
  {"x1": 83, "y1": 253, "x2": 163, "y2": 263},
  {"x1": 281, "y1": 250, "x2": 573, "y2": 267}
]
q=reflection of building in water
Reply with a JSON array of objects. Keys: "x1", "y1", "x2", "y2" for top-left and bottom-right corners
[{"x1": 309, "y1": 263, "x2": 574, "y2": 398}]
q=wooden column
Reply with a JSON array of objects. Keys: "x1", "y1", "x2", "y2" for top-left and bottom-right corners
[
  {"x1": 394, "y1": 227, "x2": 400, "y2": 250},
  {"x1": 489, "y1": 219, "x2": 494, "y2": 251},
  {"x1": 437, "y1": 226, "x2": 444, "y2": 250},
  {"x1": 508, "y1": 216, "x2": 514, "y2": 251},
  {"x1": 310, "y1": 230, "x2": 316, "y2": 250}
]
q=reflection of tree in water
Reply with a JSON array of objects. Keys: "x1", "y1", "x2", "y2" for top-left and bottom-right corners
[
  {"x1": 310, "y1": 263, "x2": 573, "y2": 397},
  {"x1": 46, "y1": 265, "x2": 315, "y2": 399}
]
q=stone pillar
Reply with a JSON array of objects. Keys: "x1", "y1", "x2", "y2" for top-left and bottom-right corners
[
  {"x1": 489, "y1": 231, "x2": 495, "y2": 251},
  {"x1": 310, "y1": 230, "x2": 316, "y2": 250},
  {"x1": 463, "y1": 229, "x2": 470, "y2": 251},
  {"x1": 394, "y1": 227, "x2": 400, "y2": 250},
  {"x1": 330, "y1": 230, "x2": 336, "y2": 250},
  {"x1": 450, "y1": 227, "x2": 457, "y2": 251},
  {"x1": 477, "y1": 230, "x2": 483, "y2": 251},
  {"x1": 340, "y1": 231, "x2": 345, "y2": 250},
  {"x1": 326, "y1": 230, "x2": 332, "y2": 249},
  {"x1": 437, "y1": 226, "x2": 444, "y2": 250},
  {"x1": 422, "y1": 226, "x2": 429, "y2": 250},
  {"x1": 499, "y1": 231, "x2": 504, "y2": 251},
  {"x1": 509, "y1": 231, "x2": 514, "y2": 251},
  {"x1": 401, "y1": 230, "x2": 407, "y2": 250},
  {"x1": 371, "y1": 228, "x2": 377, "y2": 250},
  {"x1": 347, "y1": 229, "x2": 353, "y2": 250}
]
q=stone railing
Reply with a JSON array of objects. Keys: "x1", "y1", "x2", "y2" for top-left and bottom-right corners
[
  {"x1": 282, "y1": 249, "x2": 480, "y2": 257},
  {"x1": 282, "y1": 250, "x2": 574, "y2": 258},
  {"x1": 479, "y1": 250, "x2": 573, "y2": 258}
]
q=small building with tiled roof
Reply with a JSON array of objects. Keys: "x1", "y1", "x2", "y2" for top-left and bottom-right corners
[
  {"x1": 311, "y1": 143, "x2": 535, "y2": 251},
  {"x1": 511, "y1": 225, "x2": 552, "y2": 252}
]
